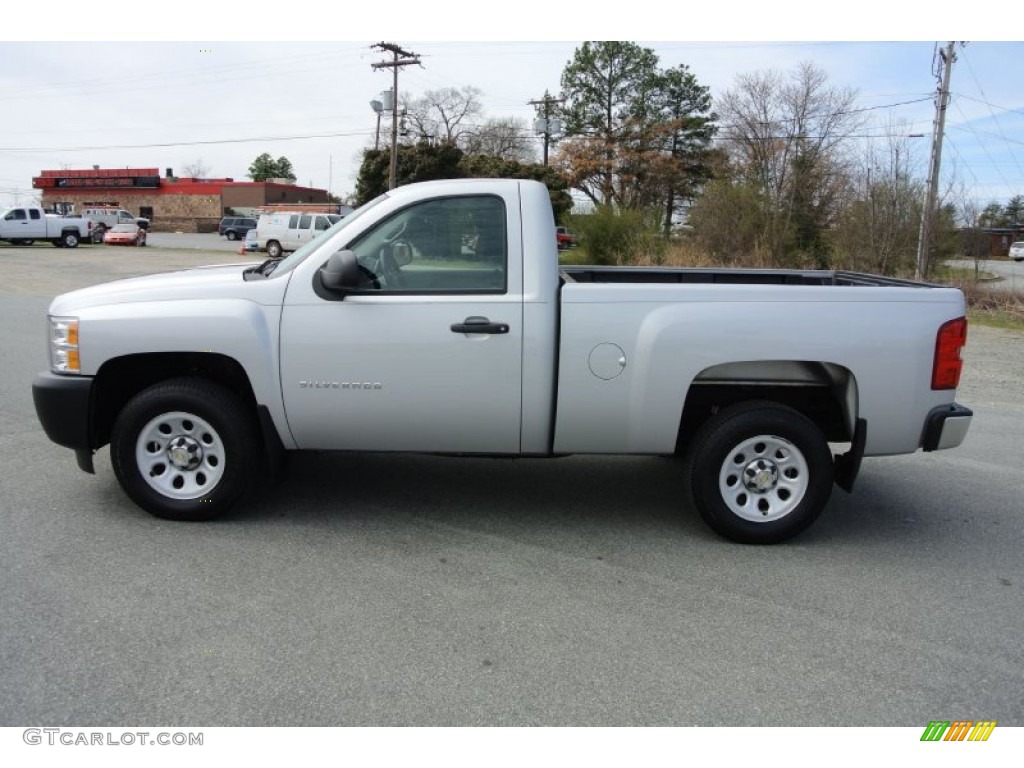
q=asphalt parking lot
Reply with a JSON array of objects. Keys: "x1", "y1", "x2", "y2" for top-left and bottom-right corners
[{"x1": 1, "y1": 241, "x2": 1022, "y2": 726}]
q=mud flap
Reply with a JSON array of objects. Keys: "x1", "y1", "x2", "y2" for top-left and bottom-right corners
[{"x1": 834, "y1": 418, "x2": 866, "y2": 493}]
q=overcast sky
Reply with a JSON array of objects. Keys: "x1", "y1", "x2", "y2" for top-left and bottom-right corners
[{"x1": 3, "y1": 6, "x2": 1021, "y2": 213}]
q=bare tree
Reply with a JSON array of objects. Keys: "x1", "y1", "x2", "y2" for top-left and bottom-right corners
[
  {"x1": 463, "y1": 117, "x2": 537, "y2": 163},
  {"x1": 945, "y1": 180, "x2": 990, "y2": 278},
  {"x1": 831, "y1": 122, "x2": 924, "y2": 274},
  {"x1": 717, "y1": 62, "x2": 862, "y2": 266},
  {"x1": 404, "y1": 86, "x2": 483, "y2": 145},
  {"x1": 181, "y1": 158, "x2": 211, "y2": 178}
]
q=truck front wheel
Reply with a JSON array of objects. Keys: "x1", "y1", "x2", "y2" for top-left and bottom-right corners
[
  {"x1": 686, "y1": 401, "x2": 833, "y2": 544},
  {"x1": 110, "y1": 378, "x2": 260, "y2": 521}
]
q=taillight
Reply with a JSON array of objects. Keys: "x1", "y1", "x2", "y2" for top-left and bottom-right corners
[{"x1": 932, "y1": 317, "x2": 967, "y2": 390}]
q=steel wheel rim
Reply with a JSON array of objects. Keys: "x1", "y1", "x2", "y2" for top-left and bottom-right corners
[
  {"x1": 135, "y1": 411, "x2": 226, "y2": 500},
  {"x1": 718, "y1": 434, "x2": 809, "y2": 522}
]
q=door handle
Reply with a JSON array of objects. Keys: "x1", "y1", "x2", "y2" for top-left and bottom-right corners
[{"x1": 450, "y1": 316, "x2": 509, "y2": 334}]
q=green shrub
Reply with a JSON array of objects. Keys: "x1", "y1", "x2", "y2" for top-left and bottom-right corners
[{"x1": 567, "y1": 207, "x2": 666, "y2": 265}]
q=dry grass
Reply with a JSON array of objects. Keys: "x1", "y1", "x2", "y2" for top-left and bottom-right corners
[
  {"x1": 939, "y1": 277, "x2": 1024, "y2": 329},
  {"x1": 631, "y1": 240, "x2": 781, "y2": 269}
]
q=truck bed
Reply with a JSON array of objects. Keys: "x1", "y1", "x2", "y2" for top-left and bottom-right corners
[{"x1": 560, "y1": 266, "x2": 932, "y2": 288}]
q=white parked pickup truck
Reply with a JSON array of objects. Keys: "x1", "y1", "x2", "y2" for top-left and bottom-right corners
[
  {"x1": 0, "y1": 206, "x2": 94, "y2": 248},
  {"x1": 32, "y1": 179, "x2": 973, "y2": 543},
  {"x1": 80, "y1": 207, "x2": 150, "y2": 242}
]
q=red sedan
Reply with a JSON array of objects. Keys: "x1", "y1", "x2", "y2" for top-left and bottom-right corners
[{"x1": 103, "y1": 224, "x2": 147, "y2": 247}]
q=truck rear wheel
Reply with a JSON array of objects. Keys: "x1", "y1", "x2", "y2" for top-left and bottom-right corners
[
  {"x1": 686, "y1": 401, "x2": 833, "y2": 544},
  {"x1": 110, "y1": 377, "x2": 260, "y2": 521},
  {"x1": 266, "y1": 240, "x2": 282, "y2": 259},
  {"x1": 61, "y1": 231, "x2": 80, "y2": 248}
]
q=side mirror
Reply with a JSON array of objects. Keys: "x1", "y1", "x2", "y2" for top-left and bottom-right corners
[{"x1": 319, "y1": 250, "x2": 362, "y2": 294}]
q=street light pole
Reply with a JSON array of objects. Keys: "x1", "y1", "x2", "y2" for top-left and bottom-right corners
[{"x1": 370, "y1": 99, "x2": 384, "y2": 150}]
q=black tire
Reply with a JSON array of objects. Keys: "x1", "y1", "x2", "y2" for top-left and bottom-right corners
[
  {"x1": 110, "y1": 377, "x2": 261, "y2": 521},
  {"x1": 266, "y1": 240, "x2": 283, "y2": 259},
  {"x1": 225, "y1": 230, "x2": 238, "y2": 241},
  {"x1": 685, "y1": 401, "x2": 834, "y2": 544},
  {"x1": 61, "y1": 231, "x2": 80, "y2": 248}
]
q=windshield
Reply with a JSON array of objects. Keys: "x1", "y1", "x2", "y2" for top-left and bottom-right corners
[{"x1": 267, "y1": 195, "x2": 388, "y2": 278}]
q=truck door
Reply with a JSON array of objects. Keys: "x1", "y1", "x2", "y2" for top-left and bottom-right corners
[
  {"x1": 279, "y1": 192, "x2": 524, "y2": 454},
  {"x1": 3, "y1": 208, "x2": 44, "y2": 238},
  {"x1": 26, "y1": 208, "x2": 48, "y2": 238}
]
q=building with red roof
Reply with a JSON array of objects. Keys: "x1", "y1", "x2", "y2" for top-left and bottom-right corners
[{"x1": 32, "y1": 167, "x2": 330, "y2": 232}]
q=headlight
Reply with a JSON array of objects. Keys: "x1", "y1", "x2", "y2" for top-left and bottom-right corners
[{"x1": 49, "y1": 316, "x2": 80, "y2": 374}]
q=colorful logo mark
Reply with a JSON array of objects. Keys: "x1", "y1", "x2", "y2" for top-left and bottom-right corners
[{"x1": 920, "y1": 721, "x2": 997, "y2": 742}]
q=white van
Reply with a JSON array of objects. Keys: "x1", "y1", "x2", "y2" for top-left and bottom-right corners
[{"x1": 256, "y1": 212, "x2": 343, "y2": 258}]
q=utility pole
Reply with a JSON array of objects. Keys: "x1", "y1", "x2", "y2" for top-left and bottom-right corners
[
  {"x1": 371, "y1": 42, "x2": 421, "y2": 191},
  {"x1": 916, "y1": 41, "x2": 960, "y2": 280},
  {"x1": 530, "y1": 93, "x2": 565, "y2": 166}
]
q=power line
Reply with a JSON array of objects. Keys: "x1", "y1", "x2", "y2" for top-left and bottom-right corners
[
  {"x1": 0, "y1": 130, "x2": 374, "y2": 153},
  {"x1": 0, "y1": 46, "x2": 364, "y2": 101},
  {"x1": 953, "y1": 92, "x2": 1024, "y2": 117},
  {"x1": 957, "y1": 47, "x2": 1024, "y2": 181},
  {"x1": 950, "y1": 101, "x2": 1014, "y2": 192}
]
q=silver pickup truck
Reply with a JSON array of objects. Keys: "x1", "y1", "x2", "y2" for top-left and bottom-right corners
[{"x1": 32, "y1": 179, "x2": 972, "y2": 543}]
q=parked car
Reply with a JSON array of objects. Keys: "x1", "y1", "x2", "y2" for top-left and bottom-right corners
[
  {"x1": 102, "y1": 224, "x2": 146, "y2": 247},
  {"x1": 556, "y1": 226, "x2": 577, "y2": 250},
  {"x1": 219, "y1": 216, "x2": 258, "y2": 241},
  {"x1": 238, "y1": 227, "x2": 261, "y2": 255},
  {"x1": 1010, "y1": 241, "x2": 1024, "y2": 262},
  {"x1": 81, "y1": 208, "x2": 150, "y2": 242}
]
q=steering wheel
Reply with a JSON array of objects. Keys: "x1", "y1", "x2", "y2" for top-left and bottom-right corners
[
  {"x1": 367, "y1": 243, "x2": 406, "y2": 290},
  {"x1": 383, "y1": 219, "x2": 407, "y2": 243}
]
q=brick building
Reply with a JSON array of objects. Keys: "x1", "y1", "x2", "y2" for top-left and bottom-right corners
[{"x1": 32, "y1": 167, "x2": 330, "y2": 232}]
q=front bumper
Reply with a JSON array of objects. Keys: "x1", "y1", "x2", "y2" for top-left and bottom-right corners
[
  {"x1": 32, "y1": 371, "x2": 96, "y2": 471},
  {"x1": 921, "y1": 403, "x2": 973, "y2": 452}
]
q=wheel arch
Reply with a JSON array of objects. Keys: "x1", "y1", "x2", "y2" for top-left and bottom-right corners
[
  {"x1": 91, "y1": 352, "x2": 260, "y2": 450},
  {"x1": 676, "y1": 360, "x2": 859, "y2": 453}
]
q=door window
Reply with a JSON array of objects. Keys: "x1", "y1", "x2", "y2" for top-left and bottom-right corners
[{"x1": 347, "y1": 195, "x2": 507, "y2": 294}]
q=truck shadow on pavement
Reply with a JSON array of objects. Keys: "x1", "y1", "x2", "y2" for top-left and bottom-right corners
[{"x1": 221, "y1": 450, "x2": 939, "y2": 548}]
